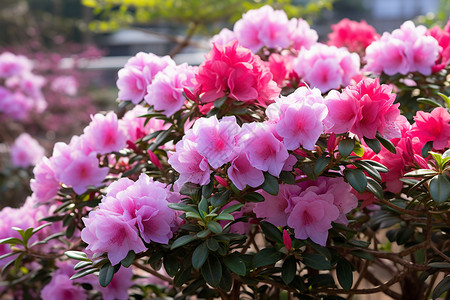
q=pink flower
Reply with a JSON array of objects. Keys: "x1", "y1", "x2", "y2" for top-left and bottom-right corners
[
  {"x1": 227, "y1": 152, "x2": 264, "y2": 190},
  {"x1": 194, "y1": 41, "x2": 280, "y2": 104},
  {"x1": 145, "y1": 63, "x2": 196, "y2": 117},
  {"x1": 192, "y1": 116, "x2": 241, "y2": 169},
  {"x1": 116, "y1": 67, "x2": 147, "y2": 104},
  {"x1": 125, "y1": 52, "x2": 175, "y2": 81},
  {"x1": 287, "y1": 191, "x2": 339, "y2": 246},
  {"x1": 283, "y1": 229, "x2": 293, "y2": 251},
  {"x1": 239, "y1": 122, "x2": 289, "y2": 177},
  {"x1": 289, "y1": 18, "x2": 318, "y2": 51},
  {"x1": 41, "y1": 274, "x2": 87, "y2": 300},
  {"x1": 293, "y1": 44, "x2": 360, "y2": 93},
  {"x1": 81, "y1": 210, "x2": 146, "y2": 266},
  {"x1": 119, "y1": 105, "x2": 168, "y2": 142},
  {"x1": 30, "y1": 157, "x2": 60, "y2": 203},
  {"x1": 10, "y1": 133, "x2": 45, "y2": 168},
  {"x1": 0, "y1": 52, "x2": 32, "y2": 78},
  {"x1": 254, "y1": 184, "x2": 301, "y2": 227},
  {"x1": 267, "y1": 53, "x2": 293, "y2": 87},
  {"x1": 210, "y1": 28, "x2": 237, "y2": 46},
  {"x1": 269, "y1": 86, "x2": 328, "y2": 150},
  {"x1": 427, "y1": 20, "x2": 450, "y2": 72},
  {"x1": 168, "y1": 131, "x2": 211, "y2": 186},
  {"x1": 95, "y1": 267, "x2": 133, "y2": 300},
  {"x1": 82, "y1": 112, "x2": 127, "y2": 154},
  {"x1": 325, "y1": 78, "x2": 401, "y2": 140},
  {"x1": 410, "y1": 107, "x2": 450, "y2": 150},
  {"x1": 51, "y1": 75, "x2": 78, "y2": 96},
  {"x1": 328, "y1": 19, "x2": 379, "y2": 55},
  {"x1": 364, "y1": 21, "x2": 440, "y2": 75},
  {"x1": 0, "y1": 91, "x2": 34, "y2": 121}
]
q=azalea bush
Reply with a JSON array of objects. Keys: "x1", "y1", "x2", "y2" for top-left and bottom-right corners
[{"x1": 1, "y1": 6, "x2": 450, "y2": 300}]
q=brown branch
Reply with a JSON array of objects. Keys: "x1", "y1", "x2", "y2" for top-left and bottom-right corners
[
  {"x1": 377, "y1": 198, "x2": 423, "y2": 216},
  {"x1": 132, "y1": 261, "x2": 174, "y2": 285},
  {"x1": 169, "y1": 21, "x2": 200, "y2": 57}
]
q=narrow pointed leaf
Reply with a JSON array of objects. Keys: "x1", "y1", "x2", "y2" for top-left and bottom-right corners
[
  {"x1": 171, "y1": 235, "x2": 198, "y2": 250},
  {"x1": 337, "y1": 259, "x2": 353, "y2": 290},
  {"x1": 282, "y1": 256, "x2": 297, "y2": 284}
]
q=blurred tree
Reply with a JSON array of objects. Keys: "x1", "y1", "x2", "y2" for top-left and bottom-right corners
[{"x1": 82, "y1": 0, "x2": 335, "y2": 56}]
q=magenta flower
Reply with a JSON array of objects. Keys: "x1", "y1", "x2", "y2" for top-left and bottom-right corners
[
  {"x1": 83, "y1": 112, "x2": 127, "y2": 154},
  {"x1": 287, "y1": 191, "x2": 340, "y2": 246},
  {"x1": 328, "y1": 19, "x2": 379, "y2": 55},
  {"x1": 41, "y1": 274, "x2": 87, "y2": 300},
  {"x1": 0, "y1": 52, "x2": 32, "y2": 78},
  {"x1": 10, "y1": 133, "x2": 45, "y2": 168},
  {"x1": 410, "y1": 107, "x2": 450, "y2": 150}
]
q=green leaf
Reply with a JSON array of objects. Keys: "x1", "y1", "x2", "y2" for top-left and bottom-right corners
[
  {"x1": 280, "y1": 171, "x2": 296, "y2": 185},
  {"x1": 282, "y1": 256, "x2": 297, "y2": 284},
  {"x1": 261, "y1": 172, "x2": 279, "y2": 195},
  {"x1": 429, "y1": 175, "x2": 450, "y2": 203},
  {"x1": 192, "y1": 242, "x2": 209, "y2": 270},
  {"x1": 99, "y1": 263, "x2": 117, "y2": 287},
  {"x1": 433, "y1": 276, "x2": 450, "y2": 300},
  {"x1": 206, "y1": 238, "x2": 220, "y2": 252},
  {"x1": 168, "y1": 203, "x2": 199, "y2": 215},
  {"x1": 207, "y1": 221, "x2": 222, "y2": 234},
  {"x1": 65, "y1": 251, "x2": 91, "y2": 262},
  {"x1": 366, "y1": 177, "x2": 384, "y2": 199},
  {"x1": 437, "y1": 92, "x2": 450, "y2": 108},
  {"x1": 253, "y1": 248, "x2": 283, "y2": 268},
  {"x1": 428, "y1": 262, "x2": 450, "y2": 269},
  {"x1": 417, "y1": 97, "x2": 443, "y2": 107},
  {"x1": 70, "y1": 267, "x2": 97, "y2": 280},
  {"x1": 197, "y1": 229, "x2": 211, "y2": 238},
  {"x1": 364, "y1": 137, "x2": 381, "y2": 154},
  {"x1": 396, "y1": 227, "x2": 414, "y2": 245},
  {"x1": 198, "y1": 196, "x2": 209, "y2": 215},
  {"x1": 223, "y1": 254, "x2": 246, "y2": 276},
  {"x1": 344, "y1": 169, "x2": 367, "y2": 193},
  {"x1": 202, "y1": 180, "x2": 214, "y2": 199},
  {"x1": 244, "y1": 192, "x2": 265, "y2": 202},
  {"x1": 350, "y1": 250, "x2": 374, "y2": 261},
  {"x1": 422, "y1": 141, "x2": 433, "y2": 158},
  {"x1": 348, "y1": 239, "x2": 370, "y2": 248},
  {"x1": 376, "y1": 134, "x2": 397, "y2": 154},
  {"x1": 213, "y1": 96, "x2": 227, "y2": 108},
  {"x1": 363, "y1": 160, "x2": 388, "y2": 173},
  {"x1": 259, "y1": 221, "x2": 283, "y2": 243},
  {"x1": 221, "y1": 203, "x2": 244, "y2": 215},
  {"x1": 66, "y1": 222, "x2": 76, "y2": 239},
  {"x1": 31, "y1": 223, "x2": 52, "y2": 235},
  {"x1": 352, "y1": 142, "x2": 365, "y2": 157},
  {"x1": 404, "y1": 169, "x2": 438, "y2": 177},
  {"x1": 74, "y1": 261, "x2": 93, "y2": 270},
  {"x1": 219, "y1": 265, "x2": 233, "y2": 292},
  {"x1": 201, "y1": 255, "x2": 222, "y2": 288},
  {"x1": 171, "y1": 235, "x2": 198, "y2": 250},
  {"x1": 0, "y1": 237, "x2": 24, "y2": 246},
  {"x1": 164, "y1": 255, "x2": 179, "y2": 277},
  {"x1": 173, "y1": 267, "x2": 192, "y2": 287},
  {"x1": 121, "y1": 251, "x2": 135, "y2": 268},
  {"x1": 215, "y1": 213, "x2": 235, "y2": 221},
  {"x1": 314, "y1": 155, "x2": 331, "y2": 176},
  {"x1": 302, "y1": 253, "x2": 331, "y2": 270},
  {"x1": 148, "y1": 130, "x2": 172, "y2": 151},
  {"x1": 0, "y1": 252, "x2": 19, "y2": 261},
  {"x1": 336, "y1": 259, "x2": 353, "y2": 290},
  {"x1": 338, "y1": 139, "x2": 355, "y2": 157},
  {"x1": 353, "y1": 160, "x2": 381, "y2": 181},
  {"x1": 210, "y1": 190, "x2": 231, "y2": 207}
]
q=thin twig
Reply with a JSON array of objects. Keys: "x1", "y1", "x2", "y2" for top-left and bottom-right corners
[{"x1": 132, "y1": 261, "x2": 174, "y2": 285}]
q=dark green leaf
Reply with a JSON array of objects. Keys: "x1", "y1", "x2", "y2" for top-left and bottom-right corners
[
  {"x1": 202, "y1": 180, "x2": 214, "y2": 199},
  {"x1": 213, "y1": 96, "x2": 227, "y2": 108},
  {"x1": 201, "y1": 255, "x2": 222, "y2": 288},
  {"x1": 348, "y1": 239, "x2": 370, "y2": 248},
  {"x1": 428, "y1": 262, "x2": 450, "y2": 269},
  {"x1": 99, "y1": 263, "x2": 116, "y2": 287},
  {"x1": 344, "y1": 169, "x2": 367, "y2": 193},
  {"x1": 261, "y1": 172, "x2": 279, "y2": 195},
  {"x1": 207, "y1": 221, "x2": 222, "y2": 234},
  {"x1": 350, "y1": 250, "x2": 374, "y2": 261},
  {"x1": 198, "y1": 196, "x2": 209, "y2": 215},
  {"x1": 253, "y1": 248, "x2": 283, "y2": 268},
  {"x1": 376, "y1": 134, "x2": 397, "y2": 154},
  {"x1": 174, "y1": 268, "x2": 194, "y2": 287},
  {"x1": 70, "y1": 268, "x2": 97, "y2": 280},
  {"x1": 182, "y1": 277, "x2": 205, "y2": 293},
  {"x1": 422, "y1": 141, "x2": 433, "y2": 158},
  {"x1": 429, "y1": 175, "x2": 450, "y2": 203},
  {"x1": 148, "y1": 130, "x2": 172, "y2": 151},
  {"x1": 260, "y1": 221, "x2": 283, "y2": 243},
  {"x1": 223, "y1": 254, "x2": 246, "y2": 276},
  {"x1": 302, "y1": 253, "x2": 331, "y2": 270},
  {"x1": 433, "y1": 276, "x2": 450, "y2": 300},
  {"x1": 66, "y1": 222, "x2": 76, "y2": 239},
  {"x1": 219, "y1": 266, "x2": 233, "y2": 292},
  {"x1": 353, "y1": 160, "x2": 381, "y2": 181},
  {"x1": 31, "y1": 223, "x2": 52, "y2": 235},
  {"x1": 168, "y1": 203, "x2": 199, "y2": 215},
  {"x1": 206, "y1": 238, "x2": 220, "y2": 252},
  {"x1": 0, "y1": 237, "x2": 24, "y2": 246},
  {"x1": 280, "y1": 171, "x2": 296, "y2": 185},
  {"x1": 363, "y1": 160, "x2": 388, "y2": 173},
  {"x1": 364, "y1": 137, "x2": 381, "y2": 154},
  {"x1": 192, "y1": 242, "x2": 209, "y2": 270},
  {"x1": 65, "y1": 251, "x2": 91, "y2": 262},
  {"x1": 366, "y1": 177, "x2": 384, "y2": 199},
  {"x1": 164, "y1": 255, "x2": 179, "y2": 277},
  {"x1": 171, "y1": 235, "x2": 198, "y2": 250},
  {"x1": 0, "y1": 252, "x2": 19, "y2": 261},
  {"x1": 221, "y1": 203, "x2": 243, "y2": 215},
  {"x1": 314, "y1": 155, "x2": 331, "y2": 176},
  {"x1": 121, "y1": 251, "x2": 135, "y2": 268},
  {"x1": 281, "y1": 256, "x2": 297, "y2": 284},
  {"x1": 244, "y1": 192, "x2": 265, "y2": 202},
  {"x1": 338, "y1": 139, "x2": 355, "y2": 157},
  {"x1": 417, "y1": 98, "x2": 443, "y2": 107},
  {"x1": 336, "y1": 259, "x2": 353, "y2": 290},
  {"x1": 396, "y1": 227, "x2": 414, "y2": 245},
  {"x1": 215, "y1": 213, "x2": 235, "y2": 221},
  {"x1": 210, "y1": 190, "x2": 231, "y2": 207},
  {"x1": 197, "y1": 229, "x2": 211, "y2": 238}
]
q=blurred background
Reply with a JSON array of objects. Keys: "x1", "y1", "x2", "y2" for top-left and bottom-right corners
[{"x1": 0, "y1": 0, "x2": 448, "y2": 208}]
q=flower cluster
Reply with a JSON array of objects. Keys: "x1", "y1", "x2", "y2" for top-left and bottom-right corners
[
  {"x1": 194, "y1": 41, "x2": 280, "y2": 104},
  {"x1": 427, "y1": 20, "x2": 450, "y2": 72},
  {"x1": 0, "y1": 52, "x2": 47, "y2": 120},
  {"x1": 81, "y1": 174, "x2": 180, "y2": 265},
  {"x1": 292, "y1": 43, "x2": 360, "y2": 93},
  {"x1": 10, "y1": 133, "x2": 45, "y2": 168},
  {"x1": 364, "y1": 21, "x2": 440, "y2": 75},
  {"x1": 328, "y1": 18, "x2": 380, "y2": 56}
]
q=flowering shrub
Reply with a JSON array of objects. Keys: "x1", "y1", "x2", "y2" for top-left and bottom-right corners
[{"x1": 1, "y1": 6, "x2": 450, "y2": 300}]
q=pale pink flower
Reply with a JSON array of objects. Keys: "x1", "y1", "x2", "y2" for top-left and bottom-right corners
[
  {"x1": 30, "y1": 157, "x2": 60, "y2": 203},
  {"x1": 289, "y1": 18, "x2": 318, "y2": 51},
  {"x1": 125, "y1": 52, "x2": 175, "y2": 80},
  {"x1": 0, "y1": 52, "x2": 32, "y2": 78},
  {"x1": 145, "y1": 63, "x2": 196, "y2": 117},
  {"x1": 227, "y1": 152, "x2": 264, "y2": 190},
  {"x1": 41, "y1": 274, "x2": 87, "y2": 300},
  {"x1": 210, "y1": 28, "x2": 237, "y2": 46},
  {"x1": 95, "y1": 267, "x2": 133, "y2": 300},
  {"x1": 10, "y1": 133, "x2": 45, "y2": 168},
  {"x1": 51, "y1": 75, "x2": 78, "y2": 96},
  {"x1": 287, "y1": 191, "x2": 340, "y2": 246},
  {"x1": 81, "y1": 210, "x2": 147, "y2": 266},
  {"x1": 119, "y1": 105, "x2": 167, "y2": 142},
  {"x1": 116, "y1": 67, "x2": 147, "y2": 104},
  {"x1": 192, "y1": 116, "x2": 241, "y2": 169},
  {"x1": 82, "y1": 112, "x2": 127, "y2": 154},
  {"x1": 233, "y1": 5, "x2": 272, "y2": 52}
]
